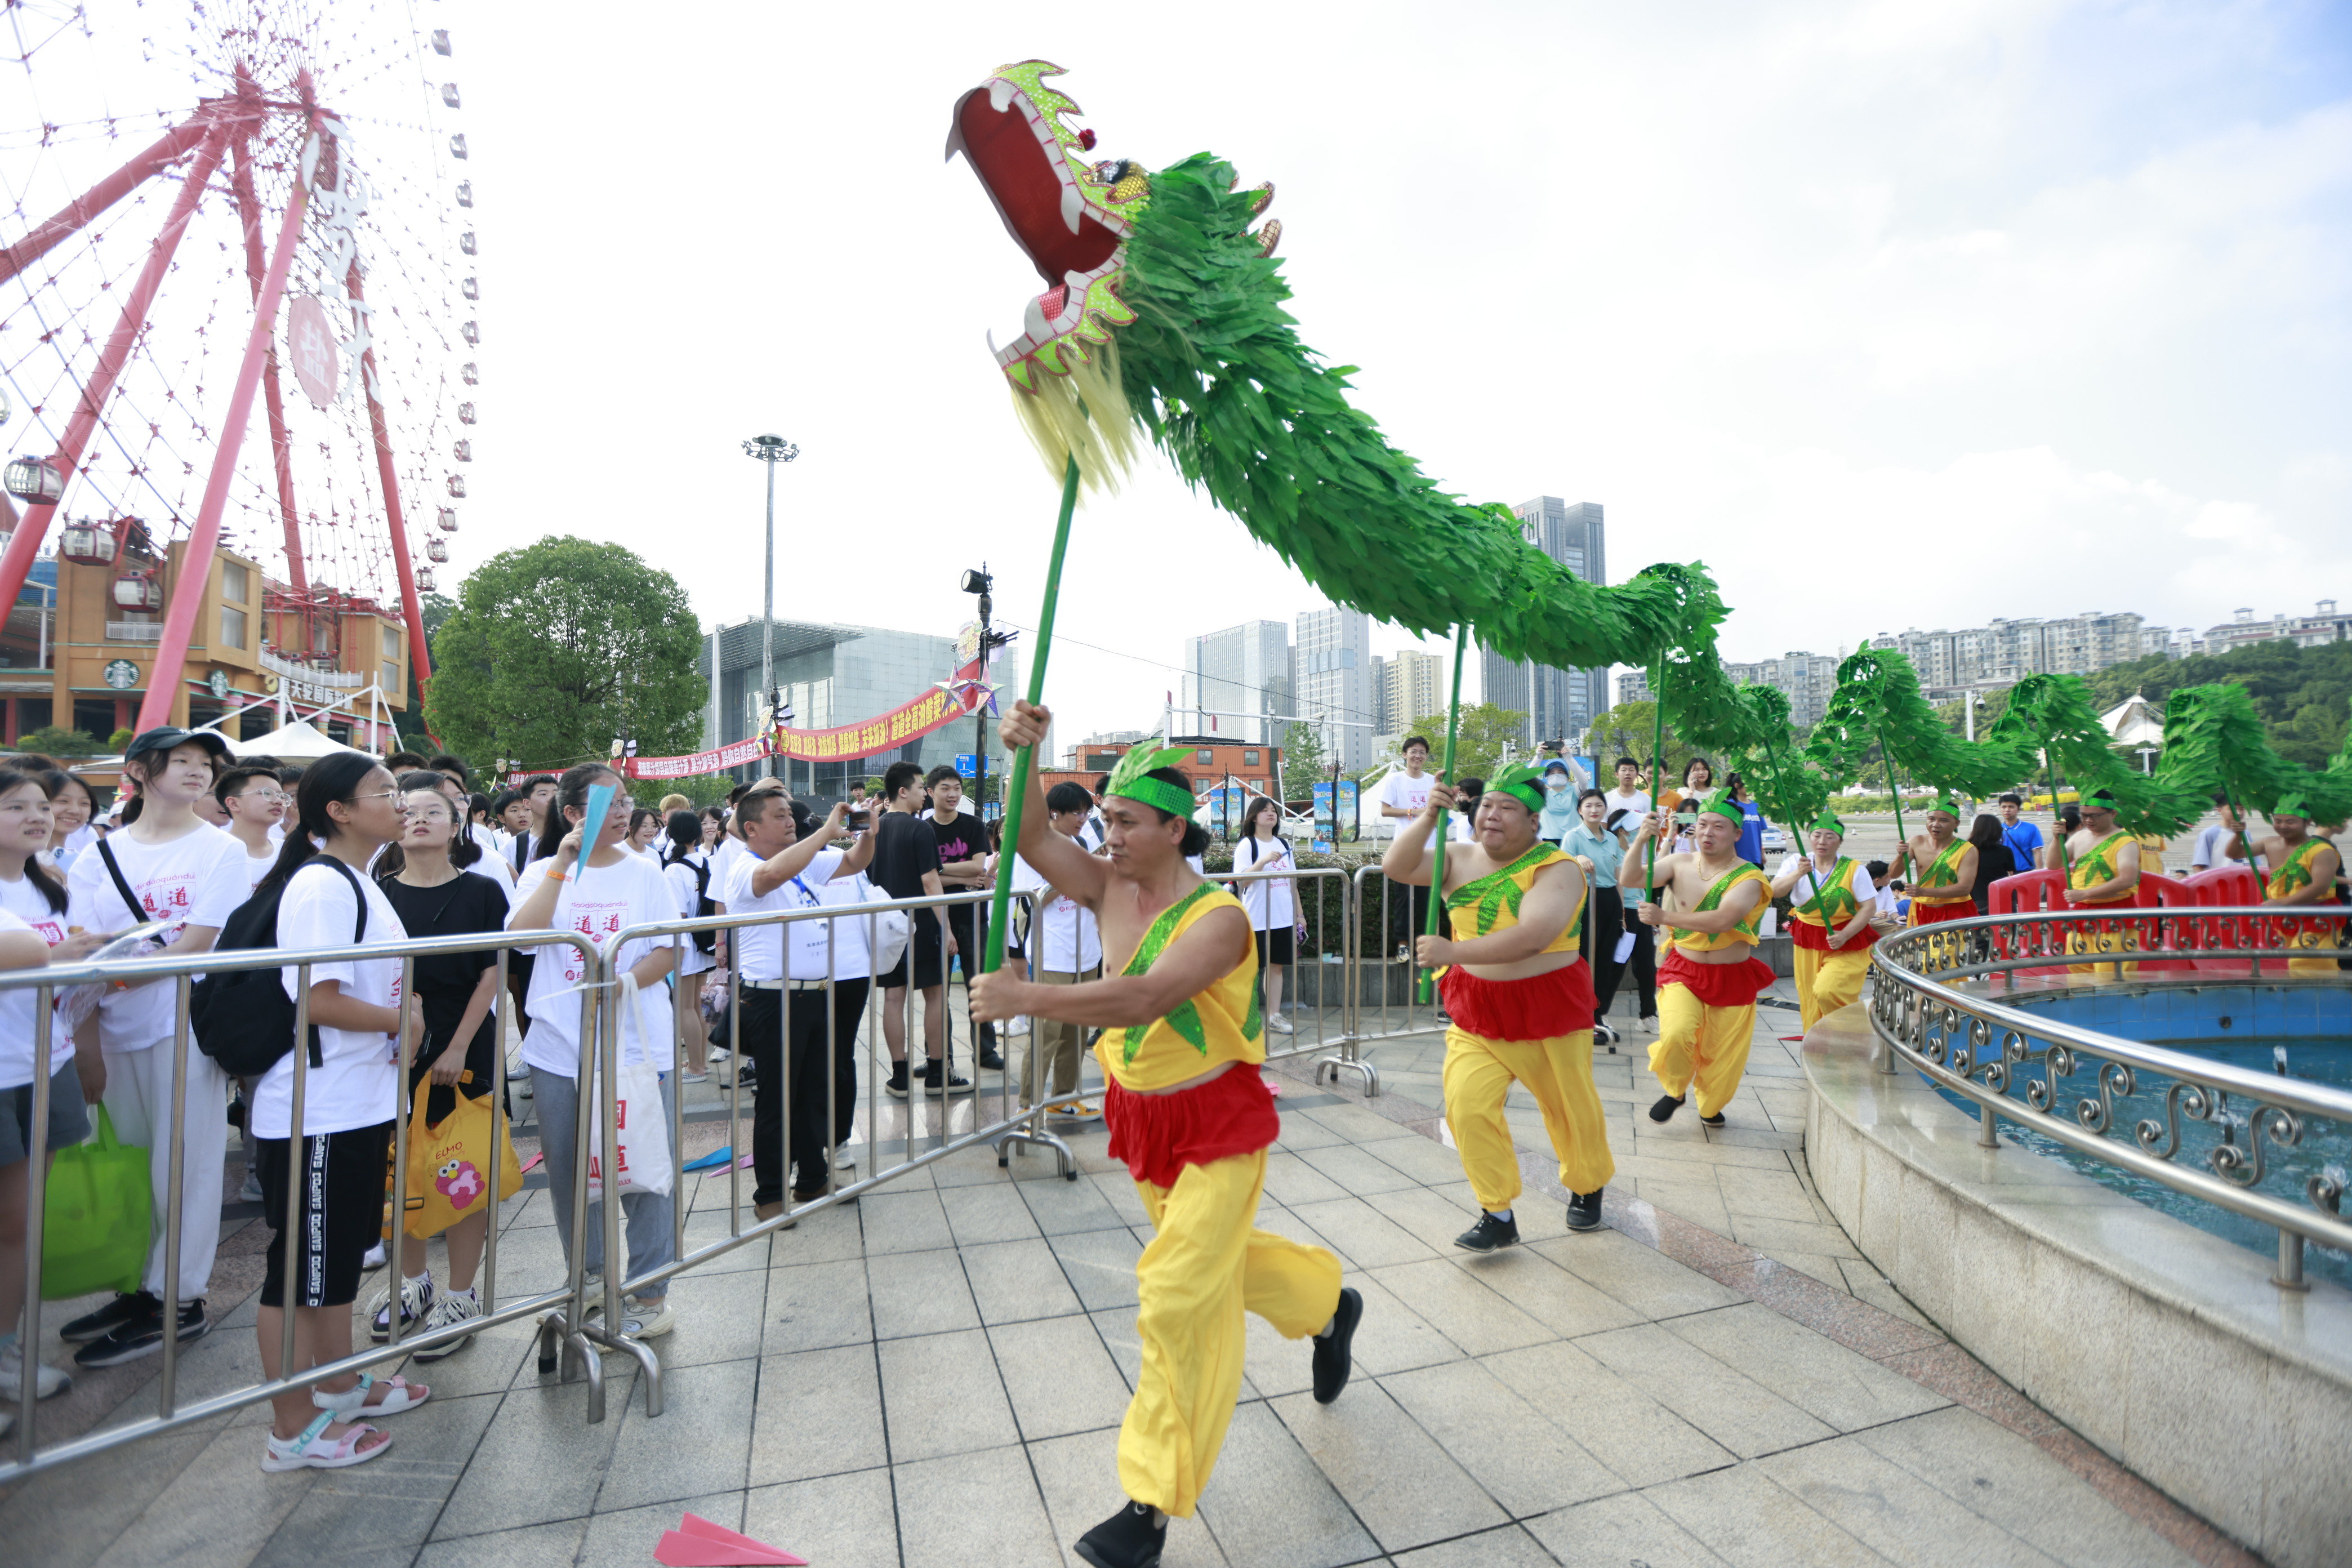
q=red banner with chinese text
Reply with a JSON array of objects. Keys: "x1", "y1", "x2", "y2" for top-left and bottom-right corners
[{"x1": 609, "y1": 656, "x2": 987, "y2": 780}]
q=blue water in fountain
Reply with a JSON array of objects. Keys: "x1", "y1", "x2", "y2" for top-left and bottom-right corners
[{"x1": 1926, "y1": 985, "x2": 2352, "y2": 1290}]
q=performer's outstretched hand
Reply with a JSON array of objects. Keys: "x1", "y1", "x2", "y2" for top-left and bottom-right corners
[{"x1": 1000, "y1": 699, "x2": 1052, "y2": 751}]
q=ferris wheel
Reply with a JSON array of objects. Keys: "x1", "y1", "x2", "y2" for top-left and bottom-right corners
[{"x1": 0, "y1": 0, "x2": 478, "y2": 737}]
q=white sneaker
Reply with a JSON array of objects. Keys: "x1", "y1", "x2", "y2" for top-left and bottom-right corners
[
  {"x1": 369, "y1": 1274, "x2": 436, "y2": 1342},
  {"x1": 409, "y1": 1289, "x2": 481, "y2": 1362},
  {"x1": 0, "y1": 1340, "x2": 71, "y2": 1400},
  {"x1": 361, "y1": 1241, "x2": 387, "y2": 1272},
  {"x1": 623, "y1": 1300, "x2": 675, "y2": 1339},
  {"x1": 1267, "y1": 1014, "x2": 1295, "y2": 1035}
]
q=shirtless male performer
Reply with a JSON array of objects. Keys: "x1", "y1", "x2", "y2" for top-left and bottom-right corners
[
  {"x1": 970, "y1": 702, "x2": 1358, "y2": 1568},
  {"x1": 2061, "y1": 787, "x2": 2142, "y2": 977},
  {"x1": 1887, "y1": 799, "x2": 1978, "y2": 929},
  {"x1": 1381, "y1": 763, "x2": 1611, "y2": 1247},
  {"x1": 1771, "y1": 813, "x2": 1880, "y2": 1031},
  {"x1": 2228, "y1": 798, "x2": 2342, "y2": 975},
  {"x1": 1620, "y1": 795, "x2": 1778, "y2": 1126}
]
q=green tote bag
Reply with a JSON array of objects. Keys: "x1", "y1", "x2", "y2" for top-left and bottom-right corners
[{"x1": 42, "y1": 1103, "x2": 153, "y2": 1300}]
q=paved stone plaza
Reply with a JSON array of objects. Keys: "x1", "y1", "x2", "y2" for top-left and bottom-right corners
[{"x1": 0, "y1": 990, "x2": 2260, "y2": 1567}]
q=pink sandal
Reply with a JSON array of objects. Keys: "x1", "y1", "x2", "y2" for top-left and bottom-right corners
[
  {"x1": 262, "y1": 1413, "x2": 390, "y2": 1472},
  {"x1": 312, "y1": 1371, "x2": 430, "y2": 1416}
]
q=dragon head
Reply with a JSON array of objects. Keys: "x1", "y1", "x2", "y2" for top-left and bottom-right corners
[{"x1": 947, "y1": 61, "x2": 1277, "y2": 484}]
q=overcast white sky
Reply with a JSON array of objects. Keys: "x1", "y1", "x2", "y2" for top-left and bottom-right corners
[{"x1": 359, "y1": 1, "x2": 2352, "y2": 739}]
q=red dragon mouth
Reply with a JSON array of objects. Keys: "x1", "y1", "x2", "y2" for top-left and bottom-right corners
[{"x1": 947, "y1": 79, "x2": 1122, "y2": 286}]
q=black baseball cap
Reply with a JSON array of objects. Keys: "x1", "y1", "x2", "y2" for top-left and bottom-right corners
[{"x1": 122, "y1": 726, "x2": 231, "y2": 767}]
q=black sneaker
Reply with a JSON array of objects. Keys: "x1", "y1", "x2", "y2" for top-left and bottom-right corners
[
  {"x1": 1648, "y1": 1093, "x2": 1686, "y2": 1124},
  {"x1": 1073, "y1": 1500, "x2": 1166, "y2": 1568},
  {"x1": 923, "y1": 1064, "x2": 972, "y2": 1097},
  {"x1": 1453, "y1": 1211, "x2": 1520, "y2": 1253},
  {"x1": 74, "y1": 1298, "x2": 207, "y2": 1368},
  {"x1": 1699, "y1": 1110, "x2": 1727, "y2": 1129},
  {"x1": 371, "y1": 1274, "x2": 436, "y2": 1343},
  {"x1": 884, "y1": 1062, "x2": 912, "y2": 1100},
  {"x1": 977, "y1": 1049, "x2": 1006, "y2": 1071},
  {"x1": 1312, "y1": 1286, "x2": 1362, "y2": 1404},
  {"x1": 1594, "y1": 1022, "x2": 1619, "y2": 1046},
  {"x1": 60, "y1": 1290, "x2": 152, "y2": 1344},
  {"x1": 1566, "y1": 1188, "x2": 1606, "y2": 1232}
]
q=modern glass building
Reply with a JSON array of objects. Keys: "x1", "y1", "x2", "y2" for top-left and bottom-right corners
[
  {"x1": 697, "y1": 617, "x2": 1023, "y2": 798},
  {"x1": 1482, "y1": 497, "x2": 1609, "y2": 749}
]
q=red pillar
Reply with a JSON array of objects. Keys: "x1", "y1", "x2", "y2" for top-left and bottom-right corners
[
  {"x1": 0, "y1": 122, "x2": 236, "y2": 650},
  {"x1": 228, "y1": 137, "x2": 309, "y2": 593},
  {"x1": 0, "y1": 107, "x2": 224, "y2": 286},
  {"x1": 345, "y1": 264, "x2": 435, "y2": 694},
  {"x1": 136, "y1": 140, "x2": 313, "y2": 732}
]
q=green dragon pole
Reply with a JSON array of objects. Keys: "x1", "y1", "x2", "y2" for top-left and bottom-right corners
[
  {"x1": 1416, "y1": 624, "x2": 1468, "y2": 1004},
  {"x1": 1877, "y1": 726, "x2": 1913, "y2": 887},
  {"x1": 2041, "y1": 747, "x2": 2072, "y2": 884},
  {"x1": 1646, "y1": 660, "x2": 1666, "y2": 899},
  {"x1": 982, "y1": 453, "x2": 1081, "y2": 975}
]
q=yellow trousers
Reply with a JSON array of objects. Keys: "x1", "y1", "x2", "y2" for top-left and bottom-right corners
[
  {"x1": 2283, "y1": 926, "x2": 2339, "y2": 977},
  {"x1": 1650, "y1": 985, "x2": 1755, "y2": 1119},
  {"x1": 1441, "y1": 1026, "x2": 1614, "y2": 1207},
  {"x1": 1792, "y1": 943, "x2": 1872, "y2": 1031},
  {"x1": 2065, "y1": 923, "x2": 2141, "y2": 979},
  {"x1": 1121, "y1": 1150, "x2": 1342, "y2": 1518}
]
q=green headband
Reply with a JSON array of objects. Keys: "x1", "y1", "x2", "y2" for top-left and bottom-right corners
[
  {"x1": 1929, "y1": 798, "x2": 1963, "y2": 819},
  {"x1": 1698, "y1": 792, "x2": 1744, "y2": 828},
  {"x1": 1485, "y1": 762, "x2": 1547, "y2": 815},
  {"x1": 1104, "y1": 744, "x2": 1196, "y2": 819},
  {"x1": 1811, "y1": 813, "x2": 1846, "y2": 837},
  {"x1": 2274, "y1": 796, "x2": 2310, "y2": 819}
]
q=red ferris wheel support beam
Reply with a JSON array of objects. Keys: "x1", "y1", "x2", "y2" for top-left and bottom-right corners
[
  {"x1": 136, "y1": 155, "x2": 313, "y2": 732},
  {"x1": 0, "y1": 121, "x2": 237, "y2": 651},
  {"x1": 226, "y1": 134, "x2": 310, "y2": 593},
  {"x1": 345, "y1": 262, "x2": 434, "y2": 690},
  {"x1": 0, "y1": 108, "x2": 227, "y2": 287}
]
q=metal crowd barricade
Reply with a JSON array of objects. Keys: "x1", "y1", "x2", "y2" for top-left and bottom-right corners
[
  {"x1": 564, "y1": 887, "x2": 1073, "y2": 1420},
  {"x1": 1214, "y1": 863, "x2": 1374, "y2": 1094},
  {"x1": 0, "y1": 925, "x2": 598, "y2": 1482},
  {"x1": 1868, "y1": 904, "x2": 2352, "y2": 1290}
]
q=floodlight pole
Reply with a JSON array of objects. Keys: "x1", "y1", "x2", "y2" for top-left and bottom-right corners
[{"x1": 743, "y1": 435, "x2": 799, "y2": 780}]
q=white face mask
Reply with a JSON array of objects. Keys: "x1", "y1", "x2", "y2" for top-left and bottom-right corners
[{"x1": 1545, "y1": 778, "x2": 1570, "y2": 794}]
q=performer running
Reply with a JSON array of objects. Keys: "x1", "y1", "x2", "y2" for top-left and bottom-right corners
[
  {"x1": 2230, "y1": 798, "x2": 2342, "y2": 975},
  {"x1": 1380, "y1": 764, "x2": 1611, "y2": 1249},
  {"x1": 1621, "y1": 796, "x2": 1778, "y2": 1127},
  {"x1": 970, "y1": 701, "x2": 1357, "y2": 1568},
  {"x1": 1770, "y1": 813, "x2": 1879, "y2": 1031},
  {"x1": 2061, "y1": 788, "x2": 2142, "y2": 977},
  {"x1": 1888, "y1": 800, "x2": 1978, "y2": 929}
]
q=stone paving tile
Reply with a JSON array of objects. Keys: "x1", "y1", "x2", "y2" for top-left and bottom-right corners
[
  {"x1": 1577, "y1": 1320, "x2": 1839, "y2": 1460},
  {"x1": 1194, "y1": 1400, "x2": 1382, "y2": 1568},
  {"x1": 893, "y1": 1444, "x2": 1063, "y2": 1568},
  {"x1": 1525, "y1": 1489, "x2": 1733, "y2": 1566},
  {"x1": 875, "y1": 1327, "x2": 1019, "y2": 1464},
  {"x1": 760, "y1": 1255, "x2": 876, "y2": 1354},
  {"x1": 742, "y1": 1467, "x2": 902, "y2": 1568},
  {"x1": 747, "y1": 1343, "x2": 887, "y2": 1486},
  {"x1": 1288, "y1": 1194, "x2": 1444, "y2": 1269},
  {"x1": 1530, "y1": 1228, "x2": 1746, "y2": 1319},
  {"x1": 1368, "y1": 1257, "x2": 1556, "y2": 1357},
  {"x1": 1663, "y1": 1301, "x2": 1951, "y2": 1432},
  {"x1": 431, "y1": 1373, "x2": 635, "y2": 1539},
  {"x1": 1757, "y1": 1435, "x2": 2066, "y2": 1568},
  {"x1": 576, "y1": 1490, "x2": 740, "y2": 1568},
  {"x1": 248, "y1": 1389, "x2": 501, "y2": 1567},
  {"x1": 990, "y1": 1313, "x2": 1133, "y2": 1442},
  {"x1": 1045, "y1": 1224, "x2": 1146, "y2": 1311},
  {"x1": 411, "y1": 1517, "x2": 587, "y2": 1568},
  {"x1": 960, "y1": 1234, "x2": 1089, "y2": 1325},
  {"x1": 1643, "y1": 1463, "x2": 1893, "y2": 1566},
  {"x1": 1480, "y1": 1339, "x2": 1737, "y2": 1489},
  {"x1": 866, "y1": 1244, "x2": 979, "y2": 1340},
  {"x1": 1379, "y1": 1358, "x2": 1624, "y2": 1516},
  {"x1": 1389, "y1": 1522, "x2": 1565, "y2": 1566}
]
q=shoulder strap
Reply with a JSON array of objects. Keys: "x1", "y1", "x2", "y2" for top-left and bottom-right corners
[
  {"x1": 1696, "y1": 863, "x2": 1762, "y2": 912},
  {"x1": 95, "y1": 838, "x2": 146, "y2": 925},
  {"x1": 1117, "y1": 883, "x2": 1219, "y2": 978}
]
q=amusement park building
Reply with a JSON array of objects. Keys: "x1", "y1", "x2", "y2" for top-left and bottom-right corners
[{"x1": 0, "y1": 524, "x2": 408, "y2": 749}]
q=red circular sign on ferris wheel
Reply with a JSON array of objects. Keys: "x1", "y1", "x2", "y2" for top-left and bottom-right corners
[{"x1": 286, "y1": 295, "x2": 341, "y2": 409}]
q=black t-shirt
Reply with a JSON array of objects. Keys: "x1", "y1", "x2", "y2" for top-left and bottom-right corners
[
  {"x1": 378, "y1": 870, "x2": 511, "y2": 1063},
  {"x1": 929, "y1": 810, "x2": 981, "y2": 870},
  {"x1": 872, "y1": 810, "x2": 943, "y2": 922}
]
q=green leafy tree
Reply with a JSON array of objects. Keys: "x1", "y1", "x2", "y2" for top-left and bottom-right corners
[
  {"x1": 423, "y1": 537, "x2": 706, "y2": 770},
  {"x1": 1282, "y1": 720, "x2": 1328, "y2": 785},
  {"x1": 1401, "y1": 703, "x2": 1530, "y2": 785},
  {"x1": 2087, "y1": 640, "x2": 2352, "y2": 765},
  {"x1": 1587, "y1": 700, "x2": 1698, "y2": 788}
]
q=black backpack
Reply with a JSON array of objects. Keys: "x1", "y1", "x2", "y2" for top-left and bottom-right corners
[
  {"x1": 190, "y1": 856, "x2": 368, "y2": 1077},
  {"x1": 670, "y1": 850, "x2": 718, "y2": 954}
]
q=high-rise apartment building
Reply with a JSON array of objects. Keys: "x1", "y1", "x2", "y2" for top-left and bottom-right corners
[
  {"x1": 1178, "y1": 619, "x2": 1291, "y2": 743},
  {"x1": 1294, "y1": 603, "x2": 1373, "y2": 773},
  {"x1": 1386, "y1": 649, "x2": 1449, "y2": 737},
  {"x1": 1870, "y1": 612, "x2": 2175, "y2": 696},
  {"x1": 1721, "y1": 651, "x2": 1840, "y2": 729},
  {"x1": 1369, "y1": 655, "x2": 1390, "y2": 734},
  {"x1": 1481, "y1": 497, "x2": 1609, "y2": 747}
]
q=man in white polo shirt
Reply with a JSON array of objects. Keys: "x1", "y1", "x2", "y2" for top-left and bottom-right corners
[{"x1": 721, "y1": 782, "x2": 876, "y2": 1220}]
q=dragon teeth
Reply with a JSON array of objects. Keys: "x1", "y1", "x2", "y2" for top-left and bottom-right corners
[{"x1": 1061, "y1": 183, "x2": 1084, "y2": 234}]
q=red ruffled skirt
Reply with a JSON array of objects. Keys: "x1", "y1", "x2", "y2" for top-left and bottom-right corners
[
  {"x1": 1103, "y1": 1063, "x2": 1282, "y2": 1191},
  {"x1": 1659, "y1": 948, "x2": 1777, "y2": 1008},
  {"x1": 1792, "y1": 918, "x2": 1877, "y2": 952},
  {"x1": 1438, "y1": 961, "x2": 1598, "y2": 1042},
  {"x1": 1909, "y1": 898, "x2": 1975, "y2": 926}
]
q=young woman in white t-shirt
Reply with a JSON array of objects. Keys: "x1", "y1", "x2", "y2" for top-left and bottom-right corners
[
  {"x1": 0, "y1": 765, "x2": 106, "y2": 1407},
  {"x1": 1232, "y1": 796, "x2": 1303, "y2": 1034},
  {"x1": 660, "y1": 809, "x2": 716, "y2": 1081},
  {"x1": 251, "y1": 752, "x2": 431, "y2": 1472},
  {"x1": 39, "y1": 767, "x2": 96, "y2": 879},
  {"x1": 507, "y1": 765, "x2": 681, "y2": 1339}
]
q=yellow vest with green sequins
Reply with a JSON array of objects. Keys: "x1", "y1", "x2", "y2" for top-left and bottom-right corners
[
  {"x1": 1094, "y1": 881, "x2": 1264, "y2": 1092},
  {"x1": 2266, "y1": 838, "x2": 2338, "y2": 904},
  {"x1": 1674, "y1": 863, "x2": 1772, "y2": 952},
  {"x1": 1443, "y1": 845, "x2": 1583, "y2": 954}
]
